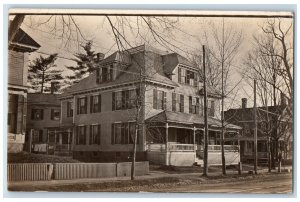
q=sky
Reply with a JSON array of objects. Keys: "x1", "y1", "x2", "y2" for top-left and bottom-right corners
[{"x1": 12, "y1": 11, "x2": 294, "y2": 109}]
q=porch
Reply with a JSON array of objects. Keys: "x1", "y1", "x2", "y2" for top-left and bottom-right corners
[
  {"x1": 145, "y1": 111, "x2": 241, "y2": 166},
  {"x1": 45, "y1": 127, "x2": 73, "y2": 156}
]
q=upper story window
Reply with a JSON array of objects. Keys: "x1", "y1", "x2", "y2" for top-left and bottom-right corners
[
  {"x1": 178, "y1": 67, "x2": 198, "y2": 87},
  {"x1": 90, "y1": 94, "x2": 101, "y2": 113},
  {"x1": 189, "y1": 96, "x2": 200, "y2": 114},
  {"x1": 50, "y1": 109, "x2": 60, "y2": 120},
  {"x1": 208, "y1": 100, "x2": 215, "y2": 117},
  {"x1": 67, "y1": 101, "x2": 73, "y2": 117},
  {"x1": 31, "y1": 109, "x2": 44, "y2": 120},
  {"x1": 96, "y1": 64, "x2": 114, "y2": 84},
  {"x1": 90, "y1": 124, "x2": 101, "y2": 145},
  {"x1": 112, "y1": 89, "x2": 137, "y2": 110},
  {"x1": 77, "y1": 97, "x2": 87, "y2": 114},
  {"x1": 111, "y1": 122, "x2": 136, "y2": 145},
  {"x1": 153, "y1": 89, "x2": 167, "y2": 110},
  {"x1": 76, "y1": 125, "x2": 87, "y2": 145},
  {"x1": 172, "y1": 93, "x2": 184, "y2": 112}
]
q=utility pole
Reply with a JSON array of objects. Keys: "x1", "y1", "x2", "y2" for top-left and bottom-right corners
[
  {"x1": 203, "y1": 45, "x2": 209, "y2": 176},
  {"x1": 220, "y1": 18, "x2": 226, "y2": 175},
  {"x1": 254, "y1": 79, "x2": 258, "y2": 174}
]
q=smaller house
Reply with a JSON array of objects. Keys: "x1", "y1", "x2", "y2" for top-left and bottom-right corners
[
  {"x1": 25, "y1": 90, "x2": 62, "y2": 155},
  {"x1": 224, "y1": 97, "x2": 292, "y2": 164}
]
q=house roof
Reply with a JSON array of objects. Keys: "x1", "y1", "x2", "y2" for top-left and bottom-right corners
[
  {"x1": 162, "y1": 53, "x2": 196, "y2": 75},
  {"x1": 28, "y1": 93, "x2": 60, "y2": 106},
  {"x1": 9, "y1": 27, "x2": 40, "y2": 52},
  {"x1": 146, "y1": 110, "x2": 241, "y2": 131}
]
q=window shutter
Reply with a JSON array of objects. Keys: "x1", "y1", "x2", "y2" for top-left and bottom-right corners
[
  {"x1": 196, "y1": 98, "x2": 200, "y2": 114},
  {"x1": 172, "y1": 93, "x2": 176, "y2": 111},
  {"x1": 98, "y1": 94, "x2": 101, "y2": 112},
  {"x1": 31, "y1": 109, "x2": 35, "y2": 120},
  {"x1": 178, "y1": 67, "x2": 181, "y2": 83},
  {"x1": 51, "y1": 109, "x2": 54, "y2": 120},
  {"x1": 211, "y1": 101, "x2": 215, "y2": 117},
  {"x1": 194, "y1": 74, "x2": 198, "y2": 87},
  {"x1": 189, "y1": 96, "x2": 192, "y2": 113},
  {"x1": 112, "y1": 92, "x2": 115, "y2": 110},
  {"x1": 67, "y1": 102, "x2": 70, "y2": 117},
  {"x1": 122, "y1": 91, "x2": 126, "y2": 109},
  {"x1": 98, "y1": 124, "x2": 101, "y2": 145},
  {"x1": 96, "y1": 69, "x2": 100, "y2": 84},
  {"x1": 111, "y1": 123, "x2": 115, "y2": 144},
  {"x1": 85, "y1": 97, "x2": 88, "y2": 114},
  {"x1": 41, "y1": 109, "x2": 44, "y2": 120},
  {"x1": 153, "y1": 89, "x2": 157, "y2": 109},
  {"x1": 163, "y1": 91, "x2": 167, "y2": 110},
  {"x1": 180, "y1": 94, "x2": 184, "y2": 112},
  {"x1": 90, "y1": 96, "x2": 93, "y2": 113},
  {"x1": 77, "y1": 98, "x2": 80, "y2": 114},
  {"x1": 89, "y1": 125, "x2": 92, "y2": 145}
]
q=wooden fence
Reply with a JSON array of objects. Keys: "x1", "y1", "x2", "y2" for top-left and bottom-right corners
[
  {"x1": 7, "y1": 161, "x2": 149, "y2": 181},
  {"x1": 7, "y1": 163, "x2": 53, "y2": 181}
]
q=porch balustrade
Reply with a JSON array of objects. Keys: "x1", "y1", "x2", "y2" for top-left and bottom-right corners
[
  {"x1": 147, "y1": 143, "x2": 195, "y2": 152},
  {"x1": 197, "y1": 144, "x2": 239, "y2": 152}
]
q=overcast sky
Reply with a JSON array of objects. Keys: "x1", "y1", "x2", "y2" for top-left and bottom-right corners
[{"x1": 13, "y1": 12, "x2": 293, "y2": 109}]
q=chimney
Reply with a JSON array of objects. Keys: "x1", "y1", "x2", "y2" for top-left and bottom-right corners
[
  {"x1": 96, "y1": 52, "x2": 105, "y2": 62},
  {"x1": 50, "y1": 82, "x2": 55, "y2": 94},
  {"x1": 242, "y1": 98, "x2": 247, "y2": 109}
]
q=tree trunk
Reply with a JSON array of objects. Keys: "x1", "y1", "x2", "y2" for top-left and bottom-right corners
[
  {"x1": 131, "y1": 123, "x2": 138, "y2": 180},
  {"x1": 41, "y1": 71, "x2": 45, "y2": 93}
]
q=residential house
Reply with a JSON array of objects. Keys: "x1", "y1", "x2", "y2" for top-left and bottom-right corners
[
  {"x1": 224, "y1": 97, "x2": 292, "y2": 164},
  {"x1": 57, "y1": 45, "x2": 241, "y2": 166},
  {"x1": 8, "y1": 26, "x2": 40, "y2": 153},
  {"x1": 25, "y1": 88, "x2": 66, "y2": 155}
]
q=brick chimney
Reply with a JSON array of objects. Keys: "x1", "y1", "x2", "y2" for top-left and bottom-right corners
[
  {"x1": 242, "y1": 98, "x2": 247, "y2": 109},
  {"x1": 50, "y1": 82, "x2": 55, "y2": 94},
  {"x1": 96, "y1": 52, "x2": 105, "y2": 62}
]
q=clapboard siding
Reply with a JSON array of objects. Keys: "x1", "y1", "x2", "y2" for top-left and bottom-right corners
[{"x1": 8, "y1": 50, "x2": 25, "y2": 86}]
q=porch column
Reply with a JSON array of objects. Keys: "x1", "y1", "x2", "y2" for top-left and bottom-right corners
[
  {"x1": 59, "y1": 132, "x2": 62, "y2": 145},
  {"x1": 193, "y1": 126, "x2": 196, "y2": 151},
  {"x1": 165, "y1": 122, "x2": 169, "y2": 166},
  {"x1": 67, "y1": 129, "x2": 71, "y2": 152},
  {"x1": 47, "y1": 130, "x2": 50, "y2": 155}
]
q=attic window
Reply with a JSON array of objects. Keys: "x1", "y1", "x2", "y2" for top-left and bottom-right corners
[
  {"x1": 178, "y1": 67, "x2": 198, "y2": 87},
  {"x1": 96, "y1": 64, "x2": 114, "y2": 84}
]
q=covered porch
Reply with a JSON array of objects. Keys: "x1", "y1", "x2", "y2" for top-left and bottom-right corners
[
  {"x1": 46, "y1": 126, "x2": 73, "y2": 156},
  {"x1": 145, "y1": 111, "x2": 241, "y2": 166}
]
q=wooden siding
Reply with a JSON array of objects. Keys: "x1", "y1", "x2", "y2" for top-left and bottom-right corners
[{"x1": 8, "y1": 50, "x2": 25, "y2": 86}]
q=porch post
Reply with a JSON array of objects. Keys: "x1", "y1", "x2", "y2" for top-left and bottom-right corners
[
  {"x1": 193, "y1": 126, "x2": 196, "y2": 151},
  {"x1": 59, "y1": 132, "x2": 62, "y2": 145},
  {"x1": 67, "y1": 129, "x2": 71, "y2": 152},
  {"x1": 165, "y1": 122, "x2": 169, "y2": 166},
  {"x1": 46, "y1": 130, "x2": 49, "y2": 155}
]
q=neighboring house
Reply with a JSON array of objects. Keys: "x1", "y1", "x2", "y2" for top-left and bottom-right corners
[
  {"x1": 7, "y1": 26, "x2": 40, "y2": 153},
  {"x1": 25, "y1": 90, "x2": 65, "y2": 155},
  {"x1": 224, "y1": 97, "x2": 292, "y2": 164},
  {"x1": 57, "y1": 45, "x2": 241, "y2": 166}
]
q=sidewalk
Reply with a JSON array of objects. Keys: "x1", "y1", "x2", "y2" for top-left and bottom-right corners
[{"x1": 7, "y1": 165, "x2": 292, "y2": 188}]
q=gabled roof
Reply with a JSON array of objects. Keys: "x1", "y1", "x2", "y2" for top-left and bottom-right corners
[
  {"x1": 28, "y1": 93, "x2": 60, "y2": 106},
  {"x1": 9, "y1": 27, "x2": 40, "y2": 52},
  {"x1": 162, "y1": 53, "x2": 196, "y2": 75},
  {"x1": 146, "y1": 110, "x2": 241, "y2": 130}
]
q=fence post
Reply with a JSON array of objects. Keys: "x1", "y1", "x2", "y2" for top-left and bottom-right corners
[
  {"x1": 238, "y1": 162, "x2": 242, "y2": 175},
  {"x1": 48, "y1": 164, "x2": 54, "y2": 180}
]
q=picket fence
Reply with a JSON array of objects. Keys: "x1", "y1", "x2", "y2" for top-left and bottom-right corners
[{"x1": 7, "y1": 161, "x2": 149, "y2": 181}]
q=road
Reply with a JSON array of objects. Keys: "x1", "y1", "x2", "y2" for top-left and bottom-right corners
[{"x1": 149, "y1": 174, "x2": 292, "y2": 194}]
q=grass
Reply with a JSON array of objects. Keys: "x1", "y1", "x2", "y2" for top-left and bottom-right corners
[{"x1": 7, "y1": 152, "x2": 81, "y2": 163}]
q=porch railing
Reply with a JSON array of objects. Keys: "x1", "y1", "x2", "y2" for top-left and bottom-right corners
[
  {"x1": 147, "y1": 143, "x2": 195, "y2": 152},
  {"x1": 54, "y1": 144, "x2": 71, "y2": 151},
  {"x1": 197, "y1": 145, "x2": 239, "y2": 152}
]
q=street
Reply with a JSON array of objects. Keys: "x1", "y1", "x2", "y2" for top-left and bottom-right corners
[{"x1": 148, "y1": 174, "x2": 292, "y2": 193}]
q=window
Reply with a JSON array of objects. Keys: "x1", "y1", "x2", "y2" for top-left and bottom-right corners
[
  {"x1": 90, "y1": 124, "x2": 101, "y2": 145},
  {"x1": 153, "y1": 89, "x2": 166, "y2": 110},
  {"x1": 112, "y1": 89, "x2": 137, "y2": 110},
  {"x1": 51, "y1": 109, "x2": 60, "y2": 120},
  {"x1": 33, "y1": 130, "x2": 43, "y2": 143},
  {"x1": 189, "y1": 96, "x2": 200, "y2": 114},
  {"x1": 77, "y1": 97, "x2": 87, "y2": 114},
  {"x1": 111, "y1": 122, "x2": 136, "y2": 144},
  {"x1": 97, "y1": 64, "x2": 114, "y2": 84},
  {"x1": 76, "y1": 126, "x2": 86, "y2": 145},
  {"x1": 208, "y1": 100, "x2": 215, "y2": 117},
  {"x1": 178, "y1": 67, "x2": 198, "y2": 86},
  {"x1": 8, "y1": 94, "x2": 18, "y2": 133},
  {"x1": 31, "y1": 109, "x2": 44, "y2": 120},
  {"x1": 172, "y1": 93, "x2": 184, "y2": 112},
  {"x1": 67, "y1": 101, "x2": 73, "y2": 117},
  {"x1": 90, "y1": 94, "x2": 101, "y2": 113}
]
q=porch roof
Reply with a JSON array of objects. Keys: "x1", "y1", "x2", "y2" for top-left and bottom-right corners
[{"x1": 146, "y1": 110, "x2": 242, "y2": 131}]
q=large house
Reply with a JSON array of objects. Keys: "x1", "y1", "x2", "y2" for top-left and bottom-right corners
[
  {"x1": 8, "y1": 26, "x2": 40, "y2": 153},
  {"x1": 224, "y1": 97, "x2": 292, "y2": 164},
  {"x1": 55, "y1": 45, "x2": 241, "y2": 166}
]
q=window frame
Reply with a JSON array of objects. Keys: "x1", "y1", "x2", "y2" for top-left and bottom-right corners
[
  {"x1": 31, "y1": 109, "x2": 44, "y2": 120},
  {"x1": 90, "y1": 124, "x2": 101, "y2": 145}
]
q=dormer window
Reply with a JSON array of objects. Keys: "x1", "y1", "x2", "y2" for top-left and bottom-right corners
[
  {"x1": 178, "y1": 67, "x2": 198, "y2": 87},
  {"x1": 96, "y1": 64, "x2": 114, "y2": 84}
]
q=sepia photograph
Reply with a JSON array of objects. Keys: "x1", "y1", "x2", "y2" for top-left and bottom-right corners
[{"x1": 5, "y1": 7, "x2": 294, "y2": 195}]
